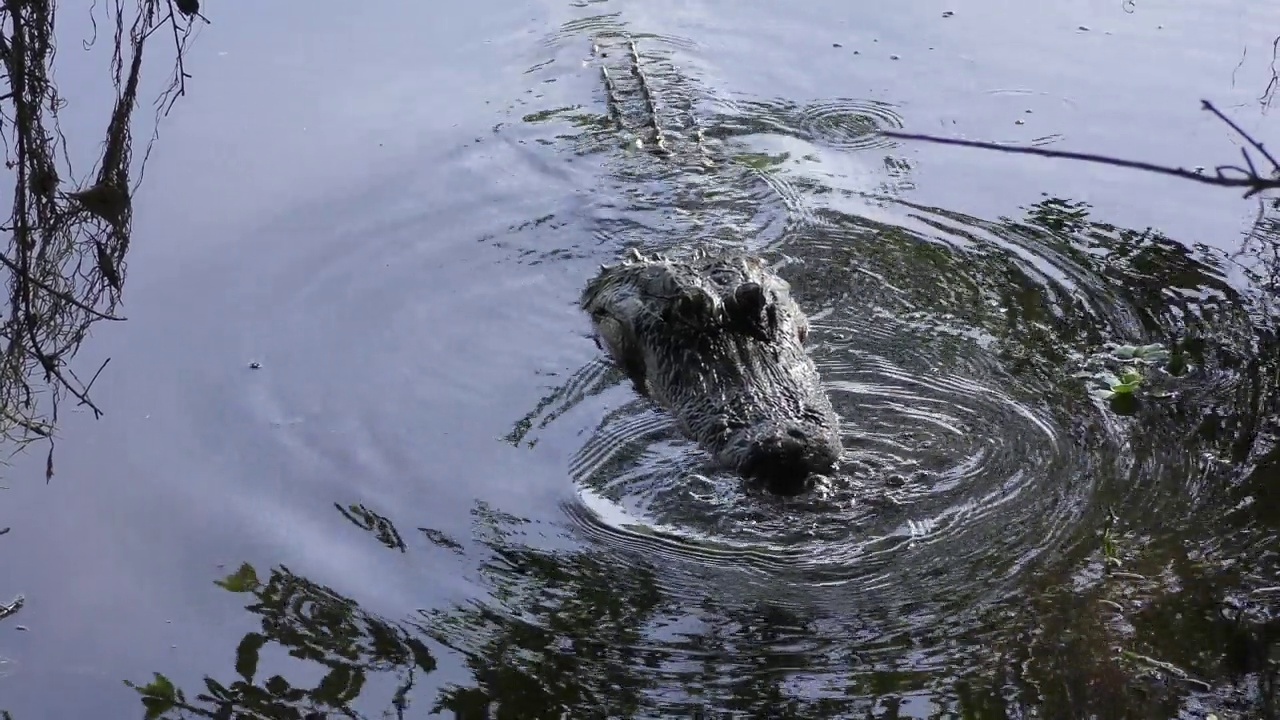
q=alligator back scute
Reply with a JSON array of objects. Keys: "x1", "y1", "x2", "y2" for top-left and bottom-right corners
[{"x1": 589, "y1": 34, "x2": 715, "y2": 168}]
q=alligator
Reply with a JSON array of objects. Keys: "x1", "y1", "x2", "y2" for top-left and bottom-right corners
[
  {"x1": 581, "y1": 246, "x2": 842, "y2": 496},
  {"x1": 570, "y1": 35, "x2": 846, "y2": 495}
]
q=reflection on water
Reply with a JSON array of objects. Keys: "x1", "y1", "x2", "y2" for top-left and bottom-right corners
[
  {"x1": 131, "y1": 442, "x2": 1279, "y2": 718},
  {"x1": 126, "y1": 557, "x2": 434, "y2": 718},
  {"x1": 499, "y1": 12, "x2": 1278, "y2": 717},
  {"x1": 120, "y1": 9, "x2": 1280, "y2": 718},
  {"x1": 516, "y1": 194, "x2": 1279, "y2": 716},
  {"x1": 0, "y1": 1, "x2": 202, "y2": 709},
  {"x1": 120, "y1": 8, "x2": 1280, "y2": 712},
  {"x1": 0, "y1": 0, "x2": 200, "y2": 455}
]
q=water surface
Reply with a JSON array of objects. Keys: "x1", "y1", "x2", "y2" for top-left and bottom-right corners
[{"x1": 2, "y1": 0, "x2": 1279, "y2": 718}]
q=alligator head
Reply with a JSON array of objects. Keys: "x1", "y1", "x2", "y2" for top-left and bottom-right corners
[{"x1": 581, "y1": 249, "x2": 843, "y2": 495}]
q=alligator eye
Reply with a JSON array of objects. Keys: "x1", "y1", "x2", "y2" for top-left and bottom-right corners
[
  {"x1": 730, "y1": 282, "x2": 766, "y2": 317},
  {"x1": 665, "y1": 289, "x2": 714, "y2": 325},
  {"x1": 724, "y1": 282, "x2": 774, "y2": 341}
]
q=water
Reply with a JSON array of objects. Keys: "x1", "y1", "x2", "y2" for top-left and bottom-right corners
[{"x1": 1, "y1": 0, "x2": 1278, "y2": 718}]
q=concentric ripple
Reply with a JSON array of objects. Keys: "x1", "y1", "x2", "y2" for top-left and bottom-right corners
[
  {"x1": 717, "y1": 97, "x2": 907, "y2": 152},
  {"x1": 561, "y1": 297, "x2": 1079, "y2": 611},
  {"x1": 540, "y1": 13, "x2": 699, "y2": 53},
  {"x1": 535, "y1": 196, "x2": 1237, "y2": 634},
  {"x1": 788, "y1": 98, "x2": 907, "y2": 151},
  {"x1": 535, "y1": 193, "x2": 1273, "y2": 671},
  {"x1": 493, "y1": 15, "x2": 1279, "y2": 711}
]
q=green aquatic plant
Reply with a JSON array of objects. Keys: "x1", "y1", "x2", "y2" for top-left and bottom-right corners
[
  {"x1": 1099, "y1": 367, "x2": 1143, "y2": 397},
  {"x1": 1100, "y1": 508, "x2": 1123, "y2": 568},
  {"x1": 1109, "y1": 343, "x2": 1171, "y2": 364},
  {"x1": 1075, "y1": 342, "x2": 1176, "y2": 401}
]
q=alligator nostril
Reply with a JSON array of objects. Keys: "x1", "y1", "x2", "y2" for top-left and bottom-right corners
[{"x1": 787, "y1": 428, "x2": 806, "y2": 440}]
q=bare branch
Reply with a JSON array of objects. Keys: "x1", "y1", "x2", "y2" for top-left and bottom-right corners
[
  {"x1": 881, "y1": 100, "x2": 1280, "y2": 199},
  {"x1": 1201, "y1": 99, "x2": 1280, "y2": 171}
]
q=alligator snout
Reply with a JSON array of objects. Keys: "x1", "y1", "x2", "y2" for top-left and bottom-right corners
[{"x1": 739, "y1": 423, "x2": 842, "y2": 496}]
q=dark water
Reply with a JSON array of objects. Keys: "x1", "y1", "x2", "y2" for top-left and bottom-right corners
[{"x1": 2, "y1": 1, "x2": 1280, "y2": 718}]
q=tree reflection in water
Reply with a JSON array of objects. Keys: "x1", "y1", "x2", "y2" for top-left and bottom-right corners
[
  {"x1": 126, "y1": 559, "x2": 434, "y2": 719},
  {"x1": 0, "y1": 1, "x2": 205, "y2": 712},
  {"x1": 130, "y1": 283, "x2": 1280, "y2": 716},
  {"x1": 127, "y1": 13, "x2": 1279, "y2": 717}
]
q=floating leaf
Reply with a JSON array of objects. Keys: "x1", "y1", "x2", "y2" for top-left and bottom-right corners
[
  {"x1": 734, "y1": 151, "x2": 791, "y2": 170},
  {"x1": 1118, "y1": 368, "x2": 1142, "y2": 385},
  {"x1": 1110, "y1": 381, "x2": 1140, "y2": 395},
  {"x1": 1112, "y1": 345, "x2": 1138, "y2": 359},
  {"x1": 1135, "y1": 344, "x2": 1170, "y2": 364}
]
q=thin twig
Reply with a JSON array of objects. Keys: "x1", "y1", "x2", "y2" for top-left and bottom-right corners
[
  {"x1": 882, "y1": 100, "x2": 1280, "y2": 198},
  {"x1": 24, "y1": 316, "x2": 104, "y2": 419},
  {"x1": 70, "y1": 356, "x2": 111, "y2": 401},
  {"x1": 1263, "y1": 35, "x2": 1280, "y2": 110},
  {"x1": 163, "y1": 4, "x2": 186, "y2": 115},
  {"x1": 1202, "y1": 99, "x2": 1280, "y2": 170},
  {"x1": 0, "y1": 251, "x2": 125, "y2": 320},
  {"x1": 0, "y1": 407, "x2": 50, "y2": 436}
]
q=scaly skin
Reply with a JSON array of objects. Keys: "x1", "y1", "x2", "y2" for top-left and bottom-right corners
[{"x1": 581, "y1": 248, "x2": 843, "y2": 494}]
